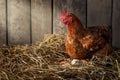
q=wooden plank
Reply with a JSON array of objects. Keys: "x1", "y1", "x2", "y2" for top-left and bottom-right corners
[
  {"x1": 112, "y1": 0, "x2": 120, "y2": 48},
  {"x1": 31, "y1": 0, "x2": 52, "y2": 43},
  {"x1": 8, "y1": 0, "x2": 30, "y2": 45},
  {"x1": 53, "y1": 0, "x2": 86, "y2": 34},
  {"x1": 87, "y1": 0, "x2": 112, "y2": 26},
  {"x1": 0, "y1": 0, "x2": 6, "y2": 46}
]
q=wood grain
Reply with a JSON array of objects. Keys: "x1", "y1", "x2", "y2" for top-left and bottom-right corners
[
  {"x1": 0, "y1": 0, "x2": 6, "y2": 46},
  {"x1": 112, "y1": 0, "x2": 120, "y2": 48},
  {"x1": 31, "y1": 0, "x2": 52, "y2": 43},
  {"x1": 8, "y1": 0, "x2": 30, "y2": 45},
  {"x1": 87, "y1": 0, "x2": 112, "y2": 26},
  {"x1": 53, "y1": 0, "x2": 86, "y2": 34}
]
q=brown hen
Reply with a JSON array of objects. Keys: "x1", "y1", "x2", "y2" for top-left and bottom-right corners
[{"x1": 60, "y1": 11, "x2": 111, "y2": 63}]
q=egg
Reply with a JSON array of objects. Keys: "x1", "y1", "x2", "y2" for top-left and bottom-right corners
[{"x1": 71, "y1": 59, "x2": 81, "y2": 66}]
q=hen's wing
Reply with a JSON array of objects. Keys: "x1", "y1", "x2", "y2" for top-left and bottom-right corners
[
  {"x1": 80, "y1": 26, "x2": 110, "y2": 59},
  {"x1": 80, "y1": 33, "x2": 106, "y2": 51},
  {"x1": 79, "y1": 30, "x2": 107, "y2": 59}
]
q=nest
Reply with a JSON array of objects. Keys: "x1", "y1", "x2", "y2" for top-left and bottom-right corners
[{"x1": 0, "y1": 34, "x2": 120, "y2": 80}]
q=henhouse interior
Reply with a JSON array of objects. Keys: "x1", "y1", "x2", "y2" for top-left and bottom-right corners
[{"x1": 0, "y1": 0, "x2": 120, "y2": 80}]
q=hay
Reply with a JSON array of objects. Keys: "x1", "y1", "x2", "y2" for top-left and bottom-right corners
[{"x1": 0, "y1": 34, "x2": 119, "y2": 80}]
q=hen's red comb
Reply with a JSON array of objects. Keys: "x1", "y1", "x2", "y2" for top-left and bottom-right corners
[{"x1": 60, "y1": 11, "x2": 67, "y2": 20}]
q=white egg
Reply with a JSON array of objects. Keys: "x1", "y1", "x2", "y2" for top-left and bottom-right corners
[{"x1": 71, "y1": 59, "x2": 81, "y2": 66}]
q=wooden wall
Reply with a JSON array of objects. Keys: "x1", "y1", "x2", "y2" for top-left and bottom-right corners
[
  {"x1": 0, "y1": 0, "x2": 120, "y2": 48},
  {"x1": 87, "y1": 0, "x2": 112, "y2": 26},
  {"x1": 0, "y1": 0, "x2": 6, "y2": 46},
  {"x1": 112, "y1": 0, "x2": 120, "y2": 48},
  {"x1": 31, "y1": 0, "x2": 52, "y2": 43},
  {"x1": 8, "y1": 0, "x2": 31, "y2": 45}
]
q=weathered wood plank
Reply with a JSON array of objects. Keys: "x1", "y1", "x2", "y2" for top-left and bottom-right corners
[
  {"x1": 8, "y1": 0, "x2": 30, "y2": 45},
  {"x1": 31, "y1": 0, "x2": 52, "y2": 43},
  {"x1": 53, "y1": 0, "x2": 86, "y2": 34},
  {"x1": 87, "y1": 0, "x2": 112, "y2": 26},
  {"x1": 112, "y1": 0, "x2": 120, "y2": 48},
  {"x1": 0, "y1": 0, "x2": 6, "y2": 46}
]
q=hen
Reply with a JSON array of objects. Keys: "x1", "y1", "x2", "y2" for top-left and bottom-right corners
[{"x1": 60, "y1": 11, "x2": 111, "y2": 65}]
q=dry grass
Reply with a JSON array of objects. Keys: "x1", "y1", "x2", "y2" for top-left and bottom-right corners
[{"x1": 0, "y1": 34, "x2": 119, "y2": 80}]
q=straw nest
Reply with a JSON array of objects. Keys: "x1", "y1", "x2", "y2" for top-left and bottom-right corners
[{"x1": 0, "y1": 34, "x2": 120, "y2": 80}]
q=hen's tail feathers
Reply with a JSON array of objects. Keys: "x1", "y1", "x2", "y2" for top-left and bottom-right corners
[
  {"x1": 98, "y1": 26, "x2": 110, "y2": 43},
  {"x1": 88, "y1": 26, "x2": 110, "y2": 43}
]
